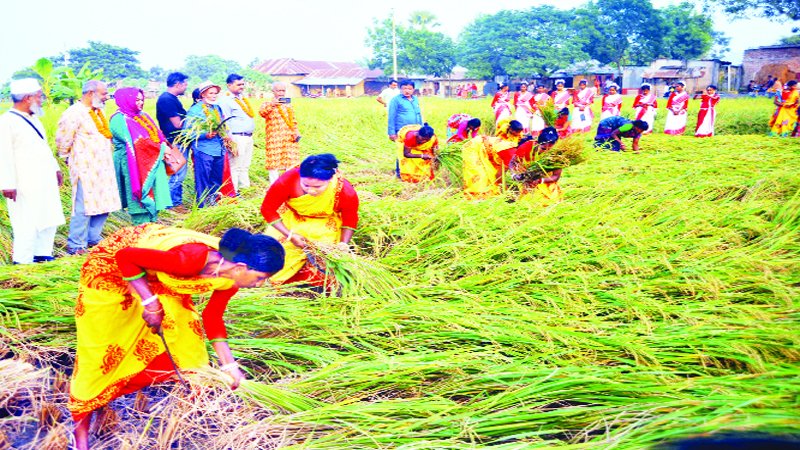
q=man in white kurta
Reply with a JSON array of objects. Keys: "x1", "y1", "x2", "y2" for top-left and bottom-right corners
[
  {"x1": 56, "y1": 80, "x2": 120, "y2": 254},
  {"x1": 0, "y1": 79, "x2": 65, "y2": 264}
]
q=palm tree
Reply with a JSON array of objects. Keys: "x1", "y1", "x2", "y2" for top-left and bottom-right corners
[{"x1": 408, "y1": 11, "x2": 440, "y2": 30}]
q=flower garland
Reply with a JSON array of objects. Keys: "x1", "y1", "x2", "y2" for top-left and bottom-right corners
[
  {"x1": 89, "y1": 108, "x2": 112, "y2": 139},
  {"x1": 231, "y1": 93, "x2": 254, "y2": 117},
  {"x1": 202, "y1": 103, "x2": 222, "y2": 122},
  {"x1": 277, "y1": 103, "x2": 296, "y2": 131},
  {"x1": 133, "y1": 115, "x2": 160, "y2": 144}
]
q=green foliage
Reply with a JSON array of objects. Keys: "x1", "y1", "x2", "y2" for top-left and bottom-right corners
[
  {"x1": 67, "y1": 41, "x2": 147, "y2": 80},
  {"x1": 181, "y1": 55, "x2": 243, "y2": 83},
  {"x1": 365, "y1": 16, "x2": 456, "y2": 77},
  {"x1": 408, "y1": 10, "x2": 440, "y2": 29},
  {"x1": 706, "y1": 0, "x2": 800, "y2": 20},
  {"x1": 28, "y1": 58, "x2": 71, "y2": 102},
  {"x1": 50, "y1": 63, "x2": 105, "y2": 104},
  {"x1": 660, "y1": 2, "x2": 715, "y2": 60},
  {"x1": 241, "y1": 69, "x2": 273, "y2": 95},
  {"x1": 574, "y1": 0, "x2": 668, "y2": 68},
  {"x1": 458, "y1": 7, "x2": 588, "y2": 79},
  {"x1": 707, "y1": 30, "x2": 732, "y2": 59},
  {"x1": 149, "y1": 65, "x2": 166, "y2": 81},
  {"x1": 778, "y1": 34, "x2": 800, "y2": 44}
]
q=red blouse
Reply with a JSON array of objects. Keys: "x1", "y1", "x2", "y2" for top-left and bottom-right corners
[
  {"x1": 115, "y1": 243, "x2": 238, "y2": 340},
  {"x1": 404, "y1": 131, "x2": 438, "y2": 149},
  {"x1": 260, "y1": 167, "x2": 360, "y2": 229}
]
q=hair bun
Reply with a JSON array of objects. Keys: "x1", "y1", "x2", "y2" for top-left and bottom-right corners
[{"x1": 220, "y1": 228, "x2": 251, "y2": 260}]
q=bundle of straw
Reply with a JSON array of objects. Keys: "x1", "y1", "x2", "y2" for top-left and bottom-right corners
[
  {"x1": 510, "y1": 136, "x2": 588, "y2": 182},
  {"x1": 174, "y1": 111, "x2": 237, "y2": 154},
  {"x1": 434, "y1": 143, "x2": 464, "y2": 185},
  {"x1": 539, "y1": 103, "x2": 558, "y2": 128}
]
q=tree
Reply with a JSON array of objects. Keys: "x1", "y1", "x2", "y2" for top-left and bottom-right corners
[
  {"x1": 409, "y1": 10, "x2": 440, "y2": 30},
  {"x1": 67, "y1": 41, "x2": 147, "y2": 79},
  {"x1": 777, "y1": 34, "x2": 800, "y2": 44},
  {"x1": 51, "y1": 63, "x2": 104, "y2": 104},
  {"x1": 149, "y1": 66, "x2": 166, "y2": 81},
  {"x1": 365, "y1": 16, "x2": 456, "y2": 77},
  {"x1": 28, "y1": 58, "x2": 71, "y2": 102},
  {"x1": 659, "y1": 3, "x2": 714, "y2": 60},
  {"x1": 573, "y1": 0, "x2": 668, "y2": 76},
  {"x1": 241, "y1": 68, "x2": 273, "y2": 95},
  {"x1": 707, "y1": 31, "x2": 732, "y2": 59},
  {"x1": 704, "y1": 0, "x2": 800, "y2": 20},
  {"x1": 181, "y1": 55, "x2": 243, "y2": 82},
  {"x1": 457, "y1": 7, "x2": 588, "y2": 79}
]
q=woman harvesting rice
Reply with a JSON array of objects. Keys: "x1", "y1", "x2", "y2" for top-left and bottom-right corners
[
  {"x1": 260, "y1": 154, "x2": 359, "y2": 289},
  {"x1": 594, "y1": 116, "x2": 648, "y2": 152},
  {"x1": 69, "y1": 225, "x2": 284, "y2": 450},
  {"x1": 508, "y1": 127, "x2": 563, "y2": 207},
  {"x1": 446, "y1": 114, "x2": 481, "y2": 144},
  {"x1": 600, "y1": 84, "x2": 623, "y2": 120},
  {"x1": 495, "y1": 118, "x2": 525, "y2": 144},
  {"x1": 768, "y1": 80, "x2": 798, "y2": 137},
  {"x1": 664, "y1": 81, "x2": 690, "y2": 136},
  {"x1": 462, "y1": 121, "x2": 525, "y2": 199},
  {"x1": 633, "y1": 84, "x2": 657, "y2": 134},
  {"x1": 694, "y1": 85, "x2": 720, "y2": 138},
  {"x1": 395, "y1": 123, "x2": 438, "y2": 182}
]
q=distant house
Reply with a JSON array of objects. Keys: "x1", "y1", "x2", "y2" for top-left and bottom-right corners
[
  {"x1": 550, "y1": 60, "x2": 618, "y2": 92},
  {"x1": 422, "y1": 67, "x2": 488, "y2": 98},
  {"x1": 742, "y1": 44, "x2": 800, "y2": 85},
  {"x1": 251, "y1": 59, "x2": 384, "y2": 98},
  {"x1": 641, "y1": 59, "x2": 741, "y2": 94}
]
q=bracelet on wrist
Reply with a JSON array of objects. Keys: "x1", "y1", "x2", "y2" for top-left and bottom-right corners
[
  {"x1": 141, "y1": 295, "x2": 158, "y2": 307},
  {"x1": 208, "y1": 338, "x2": 228, "y2": 344},
  {"x1": 220, "y1": 362, "x2": 238, "y2": 372}
]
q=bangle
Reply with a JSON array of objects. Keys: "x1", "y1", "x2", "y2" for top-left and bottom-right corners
[
  {"x1": 220, "y1": 362, "x2": 238, "y2": 372},
  {"x1": 208, "y1": 338, "x2": 228, "y2": 344},
  {"x1": 122, "y1": 271, "x2": 146, "y2": 281},
  {"x1": 287, "y1": 229, "x2": 293, "y2": 242},
  {"x1": 141, "y1": 295, "x2": 158, "y2": 307},
  {"x1": 144, "y1": 307, "x2": 163, "y2": 314}
]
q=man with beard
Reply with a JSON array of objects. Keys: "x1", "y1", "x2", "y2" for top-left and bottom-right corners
[
  {"x1": 0, "y1": 79, "x2": 65, "y2": 264},
  {"x1": 56, "y1": 80, "x2": 121, "y2": 255}
]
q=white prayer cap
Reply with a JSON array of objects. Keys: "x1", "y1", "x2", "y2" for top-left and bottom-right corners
[
  {"x1": 197, "y1": 81, "x2": 220, "y2": 95},
  {"x1": 10, "y1": 78, "x2": 42, "y2": 95}
]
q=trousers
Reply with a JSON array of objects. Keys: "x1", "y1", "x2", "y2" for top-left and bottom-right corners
[
  {"x1": 168, "y1": 142, "x2": 192, "y2": 206},
  {"x1": 194, "y1": 151, "x2": 224, "y2": 208},
  {"x1": 229, "y1": 134, "x2": 253, "y2": 190},
  {"x1": 67, "y1": 179, "x2": 109, "y2": 251},
  {"x1": 7, "y1": 192, "x2": 58, "y2": 264}
]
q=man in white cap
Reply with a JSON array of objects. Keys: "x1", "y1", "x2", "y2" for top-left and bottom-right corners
[
  {"x1": 0, "y1": 78, "x2": 65, "y2": 264},
  {"x1": 55, "y1": 80, "x2": 120, "y2": 255}
]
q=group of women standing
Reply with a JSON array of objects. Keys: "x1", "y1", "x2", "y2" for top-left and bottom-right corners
[{"x1": 492, "y1": 80, "x2": 722, "y2": 139}]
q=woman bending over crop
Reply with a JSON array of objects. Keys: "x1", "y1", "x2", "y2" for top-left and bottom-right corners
[
  {"x1": 462, "y1": 124, "x2": 526, "y2": 200},
  {"x1": 396, "y1": 123, "x2": 438, "y2": 182},
  {"x1": 508, "y1": 127, "x2": 563, "y2": 207},
  {"x1": 69, "y1": 225, "x2": 284, "y2": 450},
  {"x1": 594, "y1": 116, "x2": 648, "y2": 152},
  {"x1": 260, "y1": 154, "x2": 359, "y2": 289},
  {"x1": 446, "y1": 114, "x2": 481, "y2": 144}
]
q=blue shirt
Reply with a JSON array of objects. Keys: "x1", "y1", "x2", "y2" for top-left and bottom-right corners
[
  {"x1": 185, "y1": 102, "x2": 225, "y2": 157},
  {"x1": 387, "y1": 95, "x2": 422, "y2": 136},
  {"x1": 217, "y1": 91, "x2": 255, "y2": 134}
]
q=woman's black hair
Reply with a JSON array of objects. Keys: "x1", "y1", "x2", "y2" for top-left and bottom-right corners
[
  {"x1": 557, "y1": 108, "x2": 570, "y2": 117},
  {"x1": 299, "y1": 153, "x2": 340, "y2": 180},
  {"x1": 579, "y1": 79, "x2": 587, "y2": 85},
  {"x1": 219, "y1": 228, "x2": 285, "y2": 274},
  {"x1": 191, "y1": 88, "x2": 201, "y2": 105},
  {"x1": 509, "y1": 120, "x2": 524, "y2": 133},
  {"x1": 708, "y1": 85, "x2": 718, "y2": 90},
  {"x1": 418, "y1": 123, "x2": 435, "y2": 139},
  {"x1": 632, "y1": 120, "x2": 648, "y2": 131},
  {"x1": 517, "y1": 135, "x2": 535, "y2": 147},
  {"x1": 538, "y1": 127, "x2": 559, "y2": 144},
  {"x1": 467, "y1": 118, "x2": 481, "y2": 129},
  {"x1": 788, "y1": 80, "x2": 798, "y2": 87}
]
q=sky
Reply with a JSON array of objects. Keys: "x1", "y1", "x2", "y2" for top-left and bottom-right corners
[{"x1": 1, "y1": 0, "x2": 795, "y2": 82}]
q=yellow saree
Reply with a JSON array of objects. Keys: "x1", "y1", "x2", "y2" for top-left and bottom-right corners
[
  {"x1": 520, "y1": 179, "x2": 564, "y2": 207},
  {"x1": 396, "y1": 124, "x2": 436, "y2": 183},
  {"x1": 462, "y1": 136, "x2": 516, "y2": 199},
  {"x1": 68, "y1": 224, "x2": 234, "y2": 417},
  {"x1": 265, "y1": 172, "x2": 345, "y2": 284}
]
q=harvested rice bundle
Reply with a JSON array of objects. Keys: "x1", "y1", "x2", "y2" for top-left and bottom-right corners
[
  {"x1": 510, "y1": 136, "x2": 588, "y2": 182},
  {"x1": 433, "y1": 143, "x2": 464, "y2": 185},
  {"x1": 539, "y1": 103, "x2": 558, "y2": 128}
]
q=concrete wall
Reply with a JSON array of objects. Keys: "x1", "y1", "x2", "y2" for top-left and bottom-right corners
[{"x1": 743, "y1": 46, "x2": 800, "y2": 85}]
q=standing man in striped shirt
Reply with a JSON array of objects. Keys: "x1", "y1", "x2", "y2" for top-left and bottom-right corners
[{"x1": 218, "y1": 74, "x2": 256, "y2": 192}]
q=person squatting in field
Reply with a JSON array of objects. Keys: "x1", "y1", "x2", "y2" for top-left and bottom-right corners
[
  {"x1": 69, "y1": 225, "x2": 284, "y2": 450},
  {"x1": 396, "y1": 123, "x2": 439, "y2": 182},
  {"x1": 594, "y1": 116, "x2": 649, "y2": 152}
]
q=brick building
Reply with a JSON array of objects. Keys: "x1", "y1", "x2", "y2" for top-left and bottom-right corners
[{"x1": 742, "y1": 44, "x2": 800, "y2": 85}]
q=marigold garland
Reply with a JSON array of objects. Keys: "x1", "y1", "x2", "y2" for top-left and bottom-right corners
[
  {"x1": 230, "y1": 94, "x2": 254, "y2": 117},
  {"x1": 133, "y1": 115, "x2": 160, "y2": 144},
  {"x1": 202, "y1": 103, "x2": 222, "y2": 122},
  {"x1": 277, "y1": 103, "x2": 296, "y2": 131},
  {"x1": 89, "y1": 108, "x2": 112, "y2": 139}
]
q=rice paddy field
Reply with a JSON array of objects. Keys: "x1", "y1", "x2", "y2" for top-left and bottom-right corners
[{"x1": 1, "y1": 94, "x2": 799, "y2": 449}]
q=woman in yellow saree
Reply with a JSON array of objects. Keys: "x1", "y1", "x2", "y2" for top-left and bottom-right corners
[
  {"x1": 396, "y1": 123, "x2": 438, "y2": 182},
  {"x1": 260, "y1": 154, "x2": 359, "y2": 289},
  {"x1": 462, "y1": 120, "x2": 525, "y2": 199},
  {"x1": 510, "y1": 128, "x2": 564, "y2": 207},
  {"x1": 769, "y1": 80, "x2": 799, "y2": 137},
  {"x1": 69, "y1": 225, "x2": 284, "y2": 450}
]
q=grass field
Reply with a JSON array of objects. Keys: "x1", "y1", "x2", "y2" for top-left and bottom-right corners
[{"x1": 0, "y1": 95, "x2": 799, "y2": 449}]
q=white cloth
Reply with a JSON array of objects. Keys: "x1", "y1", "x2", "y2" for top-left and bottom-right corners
[
  {"x1": 230, "y1": 134, "x2": 254, "y2": 190},
  {"x1": 7, "y1": 191, "x2": 58, "y2": 263},
  {"x1": 0, "y1": 108, "x2": 65, "y2": 231},
  {"x1": 10, "y1": 79, "x2": 41, "y2": 95},
  {"x1": 378, "y1": 88, "x2": 400, "y2": 106}
]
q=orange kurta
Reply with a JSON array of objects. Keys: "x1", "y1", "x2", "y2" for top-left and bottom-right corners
[{"x1": 259, "y1": 99, "x2": 300, "y2": 170}]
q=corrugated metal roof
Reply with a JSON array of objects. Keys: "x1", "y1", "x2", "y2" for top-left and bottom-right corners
[
  {"x1": 294, "y1": 77, "x2": 366, "y2": 86},
  {"x1": 251, "y1": 59, "x2": 381, "y2": 77},
  {"x1": 642, "y1": 67, "x2": 702, "y2": 79}
]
